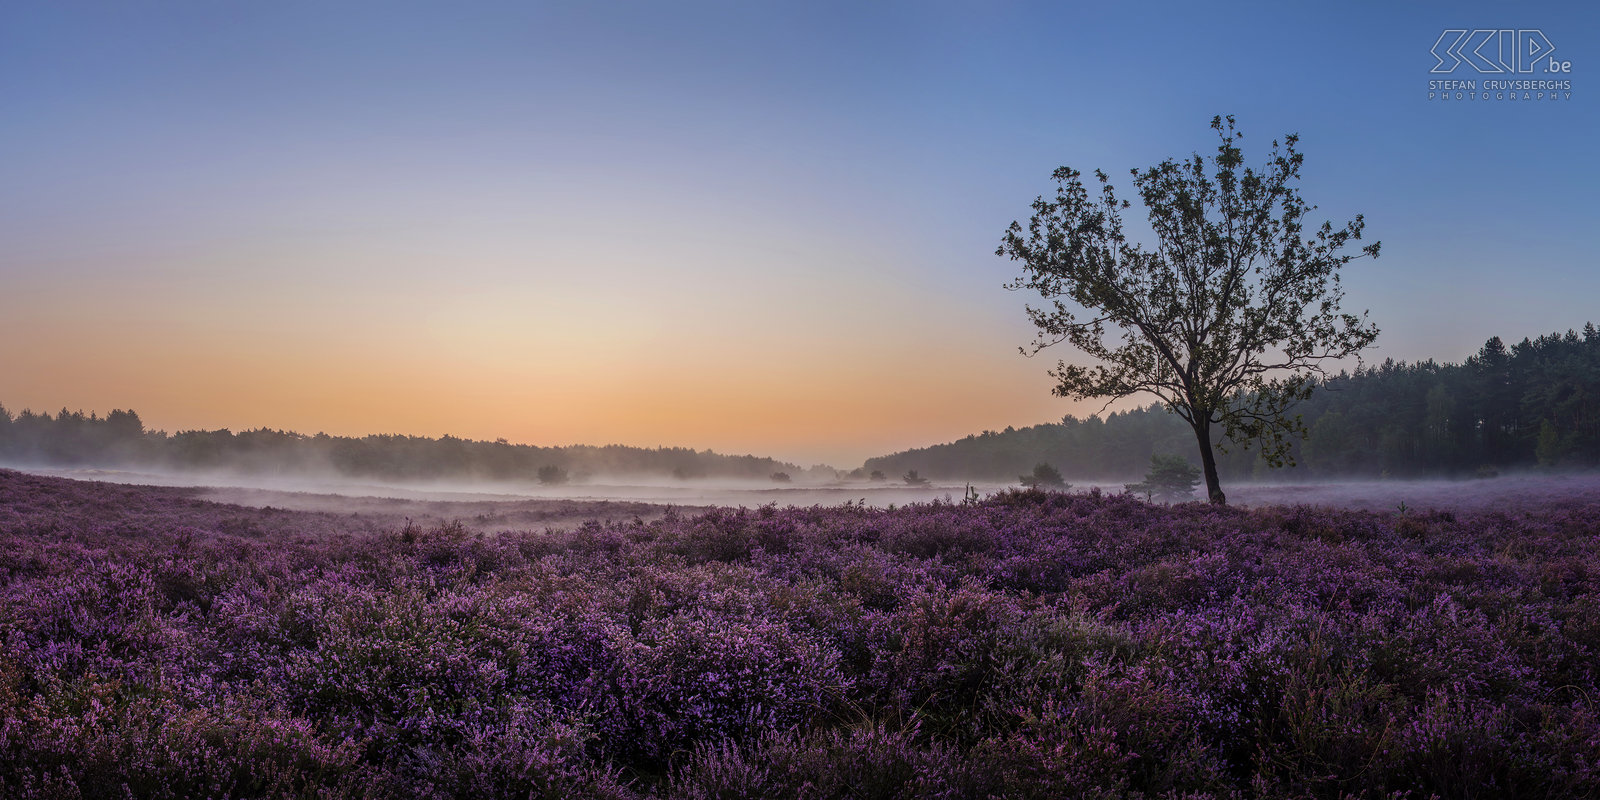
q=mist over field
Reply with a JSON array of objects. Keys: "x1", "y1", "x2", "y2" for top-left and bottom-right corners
[
  {"x1": 17, "y1": 463, "x2": 1600, "y2": 519},
  {"x1": 8, "y1": 322, "x2": 1597, "y2": 512},
  {"x1": 16, "y1": 464, "x2": 976, "y2": 510},
  {"x1": 4, "y1": 321, "x2": 1597, "y2": 516}
]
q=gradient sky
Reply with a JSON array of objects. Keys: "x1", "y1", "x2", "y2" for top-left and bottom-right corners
[{"x1": 2, "y1": 1, "x2": 1596, "y2": 468}]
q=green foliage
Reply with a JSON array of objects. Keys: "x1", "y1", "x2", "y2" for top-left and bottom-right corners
[
  {"x1": 999, "y1": 115, "x2": 1380, "y2": 504},
  {"x1": 1126, "y1": 454, "x2": 1200, "y2": 503},
  {"x1": 537, "y1": 465, "x2": 570, "y2": 485},
  {"x1": 1018, "y1": 462, "x2": 1067, "y2": 488},
  {"x1": 1148, "y1": 454, "x2": 1201, "y2": 501}
]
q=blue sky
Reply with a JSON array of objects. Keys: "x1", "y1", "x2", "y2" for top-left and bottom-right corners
[{"x1": 1, "y1": 1, "x2": 1595, "y2": 466}]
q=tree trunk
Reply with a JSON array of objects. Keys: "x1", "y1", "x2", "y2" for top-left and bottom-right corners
[{"x1": 1193, "y1": 417, "x2": 1226, "y2": 505}]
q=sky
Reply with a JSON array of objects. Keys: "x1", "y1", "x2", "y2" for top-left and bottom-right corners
[{"x1": 1, "y1": 1, "x2": 1595, "y2": 468}]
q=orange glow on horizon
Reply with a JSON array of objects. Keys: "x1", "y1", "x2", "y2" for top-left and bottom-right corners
[{"x1": 1, "y1": 253, "x2": 1092, "y2": 467}]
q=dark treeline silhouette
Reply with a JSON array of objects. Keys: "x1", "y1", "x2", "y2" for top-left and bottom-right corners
[
  {"x1": 0, "y1": 409, "x2": 813, "y2": 484},
  {"x1": 7, "y1": 325, "x2": 1597, "y2": 486},
  {"x1": 866, "y1": 324, "x2": 1600, "y2": 482}
]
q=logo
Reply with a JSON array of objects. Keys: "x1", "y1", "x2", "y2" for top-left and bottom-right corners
[
  {"x1": 1427, "y1": 29, "x2": 1574, "y2": 102},
  {"x1": 1430, "y1": 30, "x2": 1569, "y2": 73}
]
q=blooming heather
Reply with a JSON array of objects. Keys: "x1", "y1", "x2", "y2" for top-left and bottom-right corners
[{"x1": 1, "y1": 469, "x2": 1597, "y2": 798}]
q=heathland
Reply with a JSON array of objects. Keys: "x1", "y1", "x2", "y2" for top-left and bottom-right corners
[{"x1": 2, "y1": 469, "x2": 1597, "y2": 798}]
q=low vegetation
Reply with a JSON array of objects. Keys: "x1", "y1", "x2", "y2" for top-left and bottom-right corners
[{"x1": 2, "y1": 470, "x2": 1598, "y2": 797}]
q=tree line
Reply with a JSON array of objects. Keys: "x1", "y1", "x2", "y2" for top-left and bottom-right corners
[
  {"x1": 865, "y1": 325, "x2": 1600, "y2": 482},
  {"x1": 6, "y1": 325, "x2": 1595, "y2": 486},
  {"x1": 0, "y1": 410, "x2": 814, "y2": 484}
]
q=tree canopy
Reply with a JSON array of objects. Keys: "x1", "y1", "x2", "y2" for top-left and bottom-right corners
[{"x1": 999, "y1": 116, "x2": 1379, "y2": 504}]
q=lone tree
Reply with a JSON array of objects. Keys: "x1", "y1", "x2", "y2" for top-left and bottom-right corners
[{"x1": 999, "y1": 116, "x2": 1379, "y2": 504}]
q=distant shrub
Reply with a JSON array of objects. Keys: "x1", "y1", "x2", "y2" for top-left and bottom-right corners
[
  {"x1": 537, "y1": 464, "x2": 569, "y2": 485},
  {"x1": 1126, "y1": 454, "x2": 1200, "y2": 502},
  {"x1": 770, "y1": 472, "x2": 791, "y2": 483},
  {"x1": 903, "y1": 469, "x2": 929, "y2": 486},
  {"x1": 1018, "y1": 462, "x2": 1067, "y2": 489}
]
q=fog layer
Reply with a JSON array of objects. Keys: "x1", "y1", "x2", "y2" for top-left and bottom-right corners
[{"x1": 17, "y1": 465, "x2": 1600, "y2": 520}]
